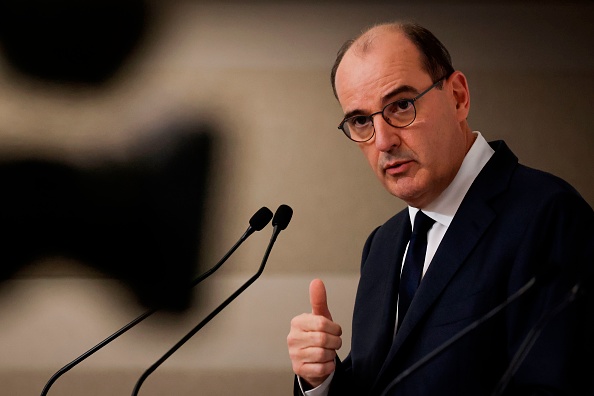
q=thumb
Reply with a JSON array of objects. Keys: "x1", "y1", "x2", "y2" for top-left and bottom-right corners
[{"x1": 310, "y1": 278, "x2": 333, "y2": 321}]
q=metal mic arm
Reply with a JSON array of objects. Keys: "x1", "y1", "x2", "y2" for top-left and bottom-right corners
[
  {"x1": 130, "y1": 204, "x2": 292, "y2": 396},
  {"x1": 40, "y1": 207, "x2": 273, "y2": 396}
]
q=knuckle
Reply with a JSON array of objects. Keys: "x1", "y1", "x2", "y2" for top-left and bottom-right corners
[
  {"x1": 289, "y1": 315, "x2": 302, "y2": 328},
  {"x1": 313, "y1": 331, "x2": 327, "y2": 346},
  {"x1": 312, "y1": 347, "x2": 329, "y2": 362},
  {"x1": 313, "y1": 315, "x2": 327, "y2": 329}
]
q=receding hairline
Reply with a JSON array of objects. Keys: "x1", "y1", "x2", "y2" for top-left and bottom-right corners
[
  {"x1": 330, "y1": 21, "x2": 454, "y2": 99},
  {"x1": 351, "y1": 22, "x2": 408, "y2": 56},
  {"x1": 332, "y1": 22, "x2": 418, "y2": 97}
]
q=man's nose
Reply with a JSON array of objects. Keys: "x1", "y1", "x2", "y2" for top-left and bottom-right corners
[{"x1": 372, "y1": 115, "x2": 401, "y2": 152}]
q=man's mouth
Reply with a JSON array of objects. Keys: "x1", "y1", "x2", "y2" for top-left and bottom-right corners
[{"x1": 383, "y1": 160, "x2": 412, "y2": 176}]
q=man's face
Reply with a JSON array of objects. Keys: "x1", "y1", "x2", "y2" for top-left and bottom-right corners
[{"x1": 334, "y1": 29, "x2": 471, "y2": 208}]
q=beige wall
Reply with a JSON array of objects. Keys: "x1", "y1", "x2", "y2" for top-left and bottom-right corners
[{"x1": 0, "y1": 1, "x2": 592, "y2": 395}]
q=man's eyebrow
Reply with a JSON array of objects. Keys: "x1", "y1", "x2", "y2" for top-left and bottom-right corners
[
  {"x1": 342, "y1": 84, "x2": 418, "y2": 120},
  {"x1": 383, "y1": 84, "x2": 418, "y2": 102}
]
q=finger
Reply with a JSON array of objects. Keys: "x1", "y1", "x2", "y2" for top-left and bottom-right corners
[
  {"x1": 290, "y1": 345, "x2": 337, "y2": 378},
  {"x1": 288, "y1": 321, "x2": 343, "y2": 350},
  {"x1": 310, "y1": 278, "x2": 333, "y2": 321}
]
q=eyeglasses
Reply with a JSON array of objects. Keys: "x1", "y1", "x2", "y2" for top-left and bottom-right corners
[{"x1": 337, "y1": 75, "x2": 448, "y2": 142}]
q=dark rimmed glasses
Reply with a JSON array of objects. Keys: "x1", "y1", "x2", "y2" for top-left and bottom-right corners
[{"x1": 338, "y1": 75, "x2": 448, "y2": 142}]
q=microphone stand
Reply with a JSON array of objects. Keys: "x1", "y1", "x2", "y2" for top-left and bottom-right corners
[
  {"x1": 379, "y1": 276, "x2": 537, "y2": 396},
  {"x1": 40, "y1": 207, "x2": 272, "y2": 396},
  {"x1": 130, "y1": 214, "x2": 289, "y2": 396},
  {"x1": 490, "y1": 282, "x2": 583, "y2": 396}
]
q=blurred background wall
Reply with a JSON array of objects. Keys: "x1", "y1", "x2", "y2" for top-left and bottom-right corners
[{"x1": 0, "y1": 1, "x2": 592, "y2": 395}]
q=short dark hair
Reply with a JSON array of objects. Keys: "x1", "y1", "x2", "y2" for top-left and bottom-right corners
[{"x1": 330, "y1": 22, "x2": 455, "y2": 99}]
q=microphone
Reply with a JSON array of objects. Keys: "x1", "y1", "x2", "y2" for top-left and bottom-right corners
[
  {"x1": 130, "y1": 204, "x2": 293, "y2": 396},
  {"x1": 379, "y1": 269, "x2": 556, "y2": 396},
  {"x1": 491, "y1": 280, "x2": 584, "y2": 396},
  {"x1": 39, "y1": 206, "x2": 273, "y2": 396}
]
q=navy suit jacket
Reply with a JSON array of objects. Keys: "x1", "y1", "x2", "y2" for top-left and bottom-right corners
[{"x1": 295, "y1": 140, "x2": 594, "y2": 396}]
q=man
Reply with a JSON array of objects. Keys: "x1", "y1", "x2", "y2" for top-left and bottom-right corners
[{"x1": 287, "y1": 21, "x2": 594, "y2": 396}]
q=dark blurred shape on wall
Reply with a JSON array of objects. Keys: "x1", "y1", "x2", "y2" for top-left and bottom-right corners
[
  {"x1": 0, "y1": 0, "x2": 215, "y2": 312},
  {"x1": 0, "y1": 0, "x2": 149, "y2": 84},
  {"x1": 0, "y1": 125, "x2": 214, "y2": 312}
]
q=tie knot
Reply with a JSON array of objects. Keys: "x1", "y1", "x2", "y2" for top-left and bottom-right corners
[{"x1": 412, "y1": 211, "x2": 435, "y2": 235}]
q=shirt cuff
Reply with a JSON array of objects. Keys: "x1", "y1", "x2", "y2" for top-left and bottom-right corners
[{"x1": 298, "y1": 371, "x2": 335, "y2": 396}]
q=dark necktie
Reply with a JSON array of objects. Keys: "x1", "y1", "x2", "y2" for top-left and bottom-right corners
[{"x1": 397, "y1": 211, "x2": 436, "y2": 329}]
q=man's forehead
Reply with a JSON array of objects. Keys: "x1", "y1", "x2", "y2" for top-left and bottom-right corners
[
  {"x1": 340, "y1": 29, "x2": 422, "y2": 80},
  {"x1": 342, "y1": 29, "x2": 420, "y2": 74},
  {"x1": 335, "y1": 27, "x2": 426, "y2": 105}
]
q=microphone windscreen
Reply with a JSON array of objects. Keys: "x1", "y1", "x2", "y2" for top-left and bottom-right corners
[
  {"x1": 249, "y1": 207, "x2": 273, "y2": 231},
  {"x1": 272, "y1": 204, "x2": 293, "y2": 230}
]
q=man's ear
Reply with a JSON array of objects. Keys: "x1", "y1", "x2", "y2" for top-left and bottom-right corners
[{"x1": 449, "y1": 71, "x2": 470, "y2": 121}]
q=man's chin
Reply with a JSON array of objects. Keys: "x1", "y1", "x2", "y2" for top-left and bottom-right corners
[{"x1": 385, "y1": 183, "x2": 424, "y2": 207}]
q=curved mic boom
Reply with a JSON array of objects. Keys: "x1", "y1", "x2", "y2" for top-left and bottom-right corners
[
  {"x1": 130, "y1": 204, "x2": 293, "y2": 396},
  {"x1": 40, "y1": 207, "x2": 273, "y2": 396},
  {"x1": 379, "y1": 269, "x2": 557, "y2": 396}
]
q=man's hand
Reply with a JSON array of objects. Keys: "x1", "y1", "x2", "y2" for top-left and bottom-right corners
[{"x1": 287, "y1": 279, "x2": 343, "y2": 389}]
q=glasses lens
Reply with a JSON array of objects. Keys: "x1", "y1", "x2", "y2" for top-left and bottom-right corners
[
  {"x1": 342, "y1": 115, "x2": 373, "y2": 142},
  {"x1": 383, "y1": 100, "x2": 416, "y2": 128}
]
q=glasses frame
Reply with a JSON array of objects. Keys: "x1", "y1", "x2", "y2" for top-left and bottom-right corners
[{"x1": 338, "y1": 75, "x2": 449, "y2": 142}]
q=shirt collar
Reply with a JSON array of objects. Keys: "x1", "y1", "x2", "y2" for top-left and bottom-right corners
[{"x1": 408, "y1": 131, "x2": 494, "y2": 227}]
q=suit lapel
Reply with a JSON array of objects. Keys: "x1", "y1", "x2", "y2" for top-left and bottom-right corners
[{"x1": 351, "y1": 210, "x2": 410, "y2": 389}]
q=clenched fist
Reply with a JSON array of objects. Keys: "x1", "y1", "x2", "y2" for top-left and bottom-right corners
[{"x1": 287, "y1": 279, "x2": 343, "y2": 389}]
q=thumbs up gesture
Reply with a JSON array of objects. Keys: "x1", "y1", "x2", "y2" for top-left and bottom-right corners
[{"x1": 287, "y1": 279, "x2": 343, "y2": 389}]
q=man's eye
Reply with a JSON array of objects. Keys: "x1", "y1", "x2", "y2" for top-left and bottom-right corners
[
  {"x1": 392, "y1": 100, "x2": 412, "y2": 112},
  {"x1": 350, "y1": 116, "x2": 370, "y2": 127},
  {"x1": 384, "y1": 100, "x2": 413, "y2": 116}
]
